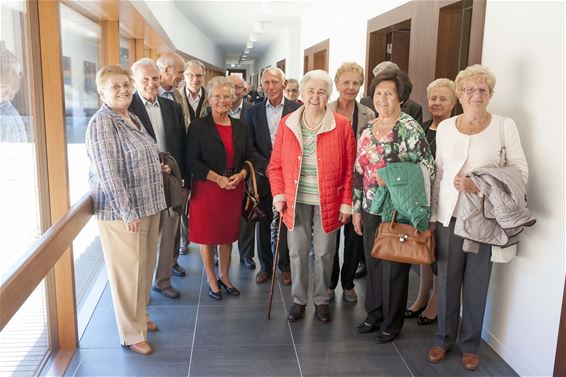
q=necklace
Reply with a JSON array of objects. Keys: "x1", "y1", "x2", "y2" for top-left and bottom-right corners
[
  {"x1": 302, "y1": 111, "x2": 323, "y2": 131},
  {"x1": 372, "y1": 117, "x2": 395, "y2": 139}
]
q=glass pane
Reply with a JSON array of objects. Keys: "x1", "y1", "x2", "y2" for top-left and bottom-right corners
[
  {"x1": 0, "y1": 0, "x2": 41, "y2": 277},
  {"x1": 0, "y1": 281, "x2": 49, "y2": 377},
  {"x1": 119, "y1": 35, "x2": 129, "y2": 69},
  {"x1": 60, "y1": 3, "x2": 100, "y2": 204},
  {"x1": 73, "y1": 218, "x2": 106, "y2": 336}
]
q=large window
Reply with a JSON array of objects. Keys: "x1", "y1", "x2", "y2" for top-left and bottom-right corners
[
  {"x1": 0, "y1": 1, "x2": 47, "y2": 375},
  {"x1": 59, "y1": 4, "x2": 105, "y2": 338}
]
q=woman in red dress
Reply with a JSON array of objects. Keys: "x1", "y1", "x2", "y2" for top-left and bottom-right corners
[{"x1": 187, "y1": 76, "x2": 265, "y2": 300}]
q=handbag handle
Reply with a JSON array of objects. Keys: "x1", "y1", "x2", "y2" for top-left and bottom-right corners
[
  {"x1": 388, "y1": 209, "x2": 418, "y2": 236},
  {"x1": 244, "y1": 160, "x2": 259, "y2": 201}
]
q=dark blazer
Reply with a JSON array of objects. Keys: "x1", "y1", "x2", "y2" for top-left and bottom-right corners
[
  {"x1": 186, "y1": 114, "x2": 267, "y2": 182},
  {"x1": 129, "y1": 92, "x2": 188, "y2": 180},
  {"x1": 360, "y1": 96, "x2": 423, "y2": 124},
  {"x1": 244, "y1": 98, "x2": 301, "y2": 196}
]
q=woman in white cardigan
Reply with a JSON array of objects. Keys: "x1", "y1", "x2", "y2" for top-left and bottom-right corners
[{"x1": 427, "y1": 65, "x2": 528, "y2": 371}]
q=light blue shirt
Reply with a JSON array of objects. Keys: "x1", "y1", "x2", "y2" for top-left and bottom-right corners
[
  {"x1": 265, "y1": 98, "x2": 284, "y2": 144},
  {"x1": 158, "y1": 86, "x2": 175, "y2": 100}
]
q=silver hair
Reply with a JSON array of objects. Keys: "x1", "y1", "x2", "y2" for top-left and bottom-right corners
[
  {"x1": 156, "y1": 51, "x2": 184, "y2": 72},
  {"x1": 261, "y1": 67, "x2": 286, "y2": 83},
  {"x1": 300, "y1": 70, "x2": 333, "y2": 95},
  {"x1": 372, "y1": 61, "x2": 400, "y2": 76},
  {"x1": 184, "y1": 59, "x2": 205, "y2": 73},
  {"x1": 206, "y1": 76, "x2": 235, "y2": 99},
  {"x1": 131, "y1": 58, "x2": 158, "y2": 76}
]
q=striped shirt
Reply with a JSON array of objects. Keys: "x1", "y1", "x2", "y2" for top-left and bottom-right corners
[
  {"x1": 296, "y1": 123, "x2": 320, "y2": 205},
  {"x1": 86, "y1": 104, "x2": 166, "y2": 223}
]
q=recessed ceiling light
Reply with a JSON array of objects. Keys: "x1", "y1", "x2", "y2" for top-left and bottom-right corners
[
  {"x1": 254, "y1": 21, "x2": 264, "y2": 33},
  {"x1": 246, "y1": 41, "x2": 253, "y2": 49},
  {"x1": 249, "y1": 33, "x2": 258, "y2": 42},
  {"x1": 230, "y1": 64, "x2": 235, "y2": 68},
  {"x1": 244, "y1": 48, "x2": 250, "y2": 53}
]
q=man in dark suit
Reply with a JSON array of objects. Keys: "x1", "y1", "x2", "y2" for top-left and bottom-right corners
[
  {"x1": 129, "y1": 58, "x2": 187, "y2": 299},
  {"x1": 360, "y1": 61, "x2": 423, "y2": 124},
  {"x1": 244, "y1": 67, "x2": 301, "y2": 285},
  {"x1": 224, "y1": 75, "x2": 258, "y2": 270}
]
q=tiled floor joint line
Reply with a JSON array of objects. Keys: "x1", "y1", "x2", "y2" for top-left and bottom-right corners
[
  {"x1": 393, "y1": 341, "x2": 415, "y2": 377},
  {"x1": 187, "y1": 264, "x2": 205, "y2": 377},
  {"x1": 278, "y1": 280, "x2": 303, "y2": 377}
]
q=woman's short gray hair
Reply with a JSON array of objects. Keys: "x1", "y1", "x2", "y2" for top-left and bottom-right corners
[
  {"x1": 300, "y1": 70, "x2": 333, "y2": 96},
  {"x1": 206, "y1": 76, "x2": 235, "y2": 99},
  {"x1": 426, "y1": 78, "x2": 457, "y2": 104},
  {"x1": 455, "y1": 64, "x2": 496, "y2": 95}
]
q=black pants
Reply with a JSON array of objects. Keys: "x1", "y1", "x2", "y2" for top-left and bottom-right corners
[
  {"x1": 238, "y1": 218, "x2": 255, "y2": 260},
  {"x1": 329, "y1": 222, "x2": 363, "y2": 290},
  {"x1": 257, "y1": 194, "x2": 290, "y2": 273},
  {"x1": 362, "y1": 211, "x2": 411, "y2": 335}
]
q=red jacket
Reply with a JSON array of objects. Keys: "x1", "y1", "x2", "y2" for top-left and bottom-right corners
[{"x1": 268, "y1": 107, "x2": 356, "y2": 232}]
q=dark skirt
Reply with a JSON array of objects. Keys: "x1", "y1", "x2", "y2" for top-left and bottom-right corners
[{"x1": 188, "y1": 178, "x2": 244, "y2": 245}]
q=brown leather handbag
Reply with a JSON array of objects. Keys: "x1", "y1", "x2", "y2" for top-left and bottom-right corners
[
  {"x1": 371, "y1": 210, "x2": 435, "y2": 265},
  {"x1": 242, "y1": 160, "x2": 266, "y2": 222}
]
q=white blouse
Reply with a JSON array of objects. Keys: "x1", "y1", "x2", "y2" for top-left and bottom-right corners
[{"x1": 431, "y1": 114, "x2": 528, "y2": 226}]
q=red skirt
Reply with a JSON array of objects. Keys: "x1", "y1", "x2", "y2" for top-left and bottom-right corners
[{"x1": 189, "y1": 179, "x2": 244, "y2": 245}]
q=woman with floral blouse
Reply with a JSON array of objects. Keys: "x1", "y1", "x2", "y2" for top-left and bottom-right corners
[{"x1": 352, "y1": 68, "x2": 434, "y2": 343}]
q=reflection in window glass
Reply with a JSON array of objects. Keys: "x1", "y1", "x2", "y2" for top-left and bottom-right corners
[
  {"x1": 119, "y1": 35, "x2": 130, "y2": 69},
  {"x1": 0, "y1": 2, "x2": 45, "y2": 371}
]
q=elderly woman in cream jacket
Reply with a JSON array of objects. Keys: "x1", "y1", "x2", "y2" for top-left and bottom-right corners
[{"x1": 427, "y1": 65, "x2": 528, "y2": 371}]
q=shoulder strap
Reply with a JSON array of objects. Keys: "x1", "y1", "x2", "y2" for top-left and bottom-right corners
[
  {"x1": 498, "y1": 116, "x2": 507, "y2": 167},
  {"x1": 244, "y1": 160, "x2": 259, "y2": 201}
]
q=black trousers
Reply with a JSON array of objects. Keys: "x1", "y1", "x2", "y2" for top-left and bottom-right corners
[
  {"x1": 238, "y1": 218, "x2": 255, "y2": 260},
  {"x1": 362, "y1": 211, "x2": 411, "y2": 335},
  {"x1": 257, "y1": 194, "x2": 290, "y2": 273},
  {"x1": 329, "y1": 222, "x2": 363, "y2": 290}
]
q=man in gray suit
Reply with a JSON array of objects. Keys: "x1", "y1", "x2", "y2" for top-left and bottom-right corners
[{"x1": 360, "y1": 61, "x2": 423, "y2": 124}]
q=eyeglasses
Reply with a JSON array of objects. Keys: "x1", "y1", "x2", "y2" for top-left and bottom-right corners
[
  {"x1": 185, "y1": 73, "x2": 203, "y2": 80},
  {"x1": 106, "y1": 82, "x2": 132, "y2": 91},
  {"x1": 285, "y1": 89, "x2": 298, "y2": 93},
  {"x1": 462, "y1": 87, "x2": 490, "y2": 96},
  {"x1": 211, "y1": 95, "x2": 232, "y2": 101}
]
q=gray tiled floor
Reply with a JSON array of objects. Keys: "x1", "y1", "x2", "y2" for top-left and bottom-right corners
[{"x1": 64, "y1": 244, "x2": 518, "y2": 377}]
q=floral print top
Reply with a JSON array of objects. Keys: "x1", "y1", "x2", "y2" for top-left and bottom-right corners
[{"x1": 353, "y1": 112, "x2": 434, "y2": 215}]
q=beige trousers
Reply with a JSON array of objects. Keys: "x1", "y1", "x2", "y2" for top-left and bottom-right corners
[{"x1": 98, "y1": 213, "x2": 160, "y2": 345}]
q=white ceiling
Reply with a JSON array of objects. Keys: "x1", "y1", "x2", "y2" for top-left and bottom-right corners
[{"x1": 173, "y1": 1, "x2": 311, "y2": 67}]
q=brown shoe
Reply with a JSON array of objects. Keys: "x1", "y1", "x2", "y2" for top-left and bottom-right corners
[
  {"x1": 255, "y1": 271, "x2": 270, "y2": 284},
  {"x1": 461, "y1": 353, "x2": 480, "y2": 370},
  {"x1": 146, "y1": 321, "x2": 159, "y2": 331},
  {"x1": 315, "y1": 304, "x2": 331, "y2": 323},
  {"x1": 287, "y1": 303, "x2": 306, "y2": 322},
  {"x1": 280, "y1": 271, "x2": 292, "y2": 286},
  {"x1": 427, "y1": 346, "x2": 447, "y2": 363},
  {"x1": 129, "y1": 340, "x2": 153, "y2": 355}
]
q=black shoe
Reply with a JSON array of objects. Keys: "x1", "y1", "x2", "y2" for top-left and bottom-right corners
[
  {"x1": 354, "y1": 262, "x2": 367, "y2": 279},
  {"x1": 208, "y1": 285, "x2": 222, "y2": 300},
  {"x1": 288, "y1": 303, "x2": 306, "y2": 322},
  {"x1": 417, "y1": 315, "x2": 437, "y2": 326},
  {"x1": 171, "y1": 263, "x2": 186, "y2": 277},
  {"x1": 376, "y1": 331, "x2": 398, "y2": 343},
  {"x1": 240, "y1": 257, "x2": 256, "y2": 270},
  {"x1": 405, "y1": 305, "x2": 426, "y2": 319},
  {"x1": 314, "y1": 304, "x2": 331, "y2": 323},
  {"x1": 214, "y1": 255, "x2": 219, "y2": 267},
  {"x1": 152, "y1": 285, "x2": 180, "y2": 299},
  {"x1": 217, "y1": 277, "x2": 240, "y2": 296},
  {"x1": 356, "y1": 321, "x2": 379, "y2": 334}
]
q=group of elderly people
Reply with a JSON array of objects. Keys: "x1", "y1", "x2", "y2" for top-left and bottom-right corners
[{"x1": 86, "y1": 55, "x2": 528, "y2": 371}]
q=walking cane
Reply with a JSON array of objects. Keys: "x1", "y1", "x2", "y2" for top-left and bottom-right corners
[{"x1": 267, "y1": 215, "x2": 283, "y2": 320}]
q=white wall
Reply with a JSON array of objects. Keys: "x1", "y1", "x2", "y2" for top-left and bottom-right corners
[
  {"x1": 136, "y1": 1, "x2": 224, "y2": 68},
  {"x1": 256, "y1": 30, "x2": 290, "y2": 75},
  {"x1": 299, "y1": 1, "x2": 409, "y2": 100},
  {"x1": 481, "y1": 2, "x2": 565, "y2": 376}
]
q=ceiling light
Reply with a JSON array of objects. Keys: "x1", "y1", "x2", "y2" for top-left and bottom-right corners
[
  {"x1": 244, "y1": 49, "x2": 250, "y2": 53},
  {"x1": 254, "y1": 21, "x2": 264, "y2": 33},
  {"x1": 249, "y1": 33, "x2": 258, "y2": 42},
  {"x1": 246, "y1": 41, "x2": 254, "y2": 49},
  {"x1": 230, "y1": 64, "x2": 235, "y2": 68}
]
